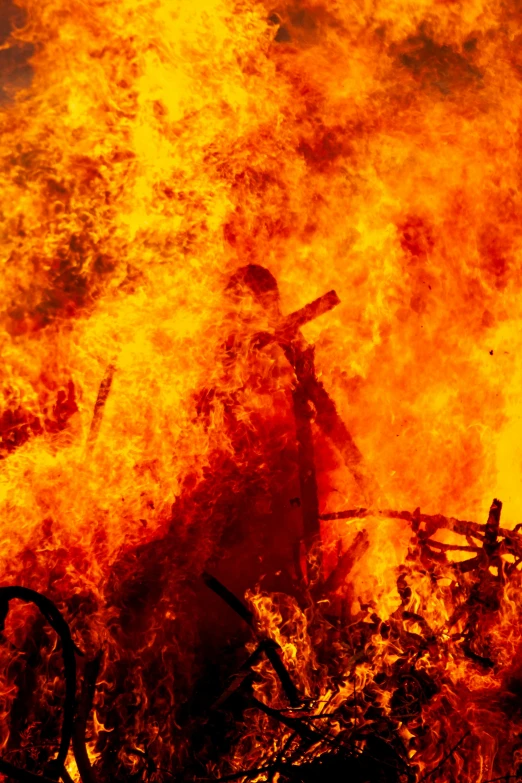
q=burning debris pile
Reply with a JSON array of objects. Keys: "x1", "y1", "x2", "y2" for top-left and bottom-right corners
[
  {"x1": 4, "y1": 499, "x2": 522, "y2": 782},
  {"x1": 1, "y1": 267, "x2": 522, "y2": 783},
  {"x1": 4, "y1": 0, "x2": 522, "y2": 782}
]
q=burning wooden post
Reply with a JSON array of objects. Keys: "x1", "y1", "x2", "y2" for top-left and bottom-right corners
[{"x1": 227, "y1": 264, "x2": 380, "y2": 584}]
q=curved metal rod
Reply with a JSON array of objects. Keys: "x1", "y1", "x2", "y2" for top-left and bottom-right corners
[{"x1": 0, "y1": 586, "x2": 82, "y2": 782}]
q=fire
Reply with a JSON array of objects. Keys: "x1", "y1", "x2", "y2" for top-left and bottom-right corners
[{"x1": 2, "y1": 0, "x2": 522, "y2": 780}]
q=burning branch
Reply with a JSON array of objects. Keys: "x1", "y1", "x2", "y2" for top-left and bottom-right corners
[
  {"x1": 202, "y1": 572, "x2": 301, "y2": 707},
  {"x1": 416, "y1": 731, "x2": 471, "y2": 782},
  {"x1": 72, "y1": 652, "x2": 103, "y2": 783},
  {"x1": 86, "y1": 362, "x2": 116, "y2": 453},
  {"x1": 320, "y1": 529, "x2": 370, "y2": 595},
  {"x1": 320, "y1": 503, "x2": 522, "y2": 566},
  {"x1": 292, "y1": 380, "x2": 322, "y2": 575}
]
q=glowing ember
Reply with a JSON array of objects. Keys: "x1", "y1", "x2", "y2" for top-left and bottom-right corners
[{"x1": 2, "y1": 0, "x2": 522, "y2": 780}]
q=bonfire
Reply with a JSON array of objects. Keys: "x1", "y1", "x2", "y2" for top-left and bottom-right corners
[{"x1": 0, "y1": 1, "x2": 522, "y2": 782}]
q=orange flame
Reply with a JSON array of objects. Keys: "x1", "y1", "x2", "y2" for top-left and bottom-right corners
[{"x1": 2, "y1": 0, "x2": 522, "y2": 779}]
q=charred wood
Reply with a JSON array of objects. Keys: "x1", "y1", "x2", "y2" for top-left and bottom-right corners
[
  {"x1": 86, "y1": 363, "x2": 116, "y2": 452},
  {"x1": 212, "y1": 640, "x2": 272, "y2": 709},
  {"x1": 249, "y1": 697, "x2": 325, "y2": 746},
  {"x1": 0, "y1": 757, "x2": 58, "y2": 783},
  {"x1": 228, "y1": 265, "x2": 379, "y2": 506},
  {"x1": 252, "y1": 291, "x2": 341, "y2": 351},
  {"x1": 292, "y1": 382, "x2": 321, "y2": 580},
  {"x1": 320, "y1": 506, "x2": 522, "y2": 563},
  {"x1": 416, "y1": 730, "x2": 470, "y2": 782},
  {"x1": 321, "y1": 530, "x2": 370, "y2": 596},
  {"x1": 202, "y1": 572, "x2": 300, "y2": 707},
  {"x1": 201, "y1": 572, "x2": 255, "y2": 628},
  {"x1": 72, "y1": 652, "x2": 103, "y2": 783}
]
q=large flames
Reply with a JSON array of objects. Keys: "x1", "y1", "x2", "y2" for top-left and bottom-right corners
[{"x1": 2, "y1": 0, "x2": 522, "y2": 780}]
